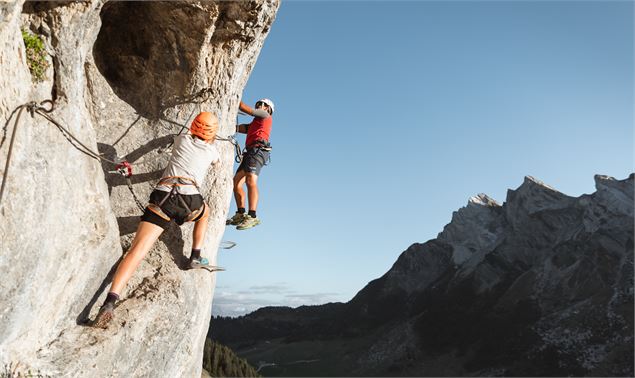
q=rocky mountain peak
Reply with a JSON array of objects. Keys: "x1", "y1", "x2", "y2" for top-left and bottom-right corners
[
  {"x1": 578, "y1": 174, "x2": 634, "y2": 234},
  {"x1": 468, "y1": 193, "x2": 501, "y2": 207},
  {"x1": 506, "y1": 175, "x2": 574, "y2": 214},
  {"x1": 212, "y1": 174, "x2": 634, "y2": 377},
  {"x1": 524, "y1": 174, "x2": 557, "y2": 189},
  {"x1": 501, "y1": 176, "x2": 577, "y2": 243},
  {"x1": 437, "y1": 192, "x2": 504, "y2": 267},
  {"x1": 593, "y1": 174, "x2": 634, "y2": 215}
]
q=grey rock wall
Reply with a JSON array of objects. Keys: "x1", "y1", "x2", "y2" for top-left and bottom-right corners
[{"x1": 0, "y1": 1, "x2": 278, "y2": 376}]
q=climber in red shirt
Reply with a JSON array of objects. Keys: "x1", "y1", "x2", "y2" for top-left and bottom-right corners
[{"x1": 226, "y1": 98, "x2": 274, "y2": 230}]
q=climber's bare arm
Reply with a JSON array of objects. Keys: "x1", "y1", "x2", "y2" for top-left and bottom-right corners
[
  {"x1": 239, "y1": 101, "x2": 269, "y2": 119},
  {"x1": 236, "y1": 124, "x2": 249, "y2": 134}
]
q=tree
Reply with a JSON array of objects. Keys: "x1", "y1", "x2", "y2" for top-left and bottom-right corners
[{"x1": 203, "y1": 338, "x2": 260, "y2": 377}]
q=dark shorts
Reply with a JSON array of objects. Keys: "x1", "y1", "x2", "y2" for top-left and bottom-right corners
[
  {"x1": 141, "y1": 189, "x2": 205, "y2": 229},
  {"x1": 237, "y1": 147, "x2": 270, "y2": 176}
]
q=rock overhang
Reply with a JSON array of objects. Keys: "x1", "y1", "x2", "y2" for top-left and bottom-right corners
[{"x1": 93, "y1": 2, "x2": 218, "y2": 118}]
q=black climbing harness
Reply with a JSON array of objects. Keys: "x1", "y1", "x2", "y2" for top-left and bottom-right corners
[
  {"x1": 146, "y1": 176, "x2": 205, "y2": 223},
  {"x1": 250, "y1": 138, "x2": 272, "y2": 151},
  {"x1": 243, "y1": 139, "x2": 272, "y2": 166}
]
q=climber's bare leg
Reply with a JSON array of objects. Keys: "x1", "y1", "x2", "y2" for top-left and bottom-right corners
[
  {"x1": 192, "y1": 203, "x2": 210, "y2": 249},
  {"x1": 109, "y1": 221, "x2": 164, "y2": 295}
]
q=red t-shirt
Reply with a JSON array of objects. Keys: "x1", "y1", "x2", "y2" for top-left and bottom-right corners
[{"x1": 246, "y1": 116, "x2": 272, "y2": 147}]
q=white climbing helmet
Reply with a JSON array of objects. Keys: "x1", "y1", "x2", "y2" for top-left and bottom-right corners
[{"x1": 256, "y1": 98, "x2": 275, "y2": 115}]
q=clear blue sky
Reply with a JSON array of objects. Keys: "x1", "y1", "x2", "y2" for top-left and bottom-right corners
[{"x1": 213, "y1": 1, "x2": 634, "y2": 317}]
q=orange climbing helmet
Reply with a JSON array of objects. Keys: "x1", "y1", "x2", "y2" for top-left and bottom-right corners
[{"x1": 190, "y1": 112, "x2": 218, "y2": 141}]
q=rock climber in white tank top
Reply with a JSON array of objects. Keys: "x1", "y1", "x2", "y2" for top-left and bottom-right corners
[{"x1": 93, "y1": 112, "x2": 220, "y2": 329}]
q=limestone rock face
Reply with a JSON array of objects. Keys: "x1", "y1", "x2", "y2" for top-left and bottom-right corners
[{"x1": 0, "y1": 1, "x2": 278, "y2": 376}]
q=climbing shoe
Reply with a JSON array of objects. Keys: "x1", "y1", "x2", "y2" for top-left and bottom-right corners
[
  {"x1": 226, "y1": 212, "x2": 247, "y2": 225},
  {"x1": 189, "y1": 256, "x2": 210, "y2": 269},
  {"x1": 93, "y1": 302, "x2": 114, "y2": 329},
  {"x1": 236, "y1": 215, "x2": 260, "y2": 230}
]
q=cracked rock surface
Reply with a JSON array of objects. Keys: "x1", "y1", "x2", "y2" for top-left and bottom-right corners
[{"x1": 0, "y1": 1, "x2": 278, "y2": 376}]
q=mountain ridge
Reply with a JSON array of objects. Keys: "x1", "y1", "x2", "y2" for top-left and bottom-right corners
[{"x1": 211, "y1": 173, "x2": 634, "y2": 376}]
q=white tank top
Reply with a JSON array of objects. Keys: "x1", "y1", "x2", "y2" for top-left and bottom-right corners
[{"x1": 155, "y1": 135, "x2": 220, "y2": 195}]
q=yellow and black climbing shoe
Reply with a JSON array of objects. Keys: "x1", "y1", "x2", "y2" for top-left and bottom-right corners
[
  {"x1": 236, "y1": 215, "x2": 260, "y2": 230},
  {"x1": 226, "y1": 212, "x2": 247, "y2": 225}
]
